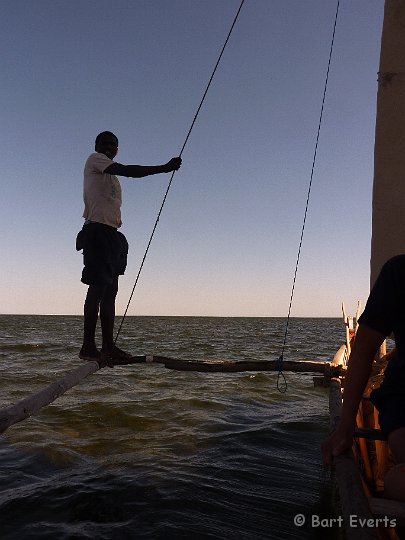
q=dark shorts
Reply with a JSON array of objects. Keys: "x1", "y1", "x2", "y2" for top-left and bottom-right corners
[
  {"x1": 370, "y1": 355, "x2": 405, "y2": 437},
  {"x1": 76, "y1": 223, "x2": 128, "y2": 286},
  {"x1": 371, "y1": 393, "x2": 405, "y2": 438}
]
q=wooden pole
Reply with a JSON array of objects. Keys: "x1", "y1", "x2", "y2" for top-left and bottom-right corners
[
  {"x1": 355, "y1": 301, "x2": 362, "y2": 333},
  {"x1": 159, "y1": 357, "x2": 339, "y2": 374},
  {"x1": 0, "y1": 361, "x2": 100, "y2": 435},
  {"x1": 342, "y1": 302, "x2": 352, "y2": 357}
]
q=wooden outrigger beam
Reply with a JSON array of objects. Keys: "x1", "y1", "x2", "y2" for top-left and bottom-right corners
[
  {"x1": 0, "y1": 355, "x2": 151, "y2": 434},
  {"x1": 0, "y1": 355, "x2": 339, "y2": 436},
  {"x1": 0, "y1": 361, "x2": 100, "y2": 435},
  {"x1": 73, "y1": 354, "x2": 342, "y2": 374},
  {"x1": 158, "y1": 357, "x2": 343, "y2": 374}
]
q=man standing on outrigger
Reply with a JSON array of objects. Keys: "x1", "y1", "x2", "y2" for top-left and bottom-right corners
[{"x1": 76, "y1": 131, "x2": 181, "y2": 364}]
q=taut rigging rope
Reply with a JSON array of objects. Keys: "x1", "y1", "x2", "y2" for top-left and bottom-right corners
[
  {"x1": 114, "y1": 0, "x2": 245, "y2": 344},
  {"x1": 277, "y1": 0, "x2": 341, "y2": 392}
]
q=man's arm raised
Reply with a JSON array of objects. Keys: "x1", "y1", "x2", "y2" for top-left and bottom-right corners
[{"x1": 105, "y1": 157, "x2": 182, "y2": 178}]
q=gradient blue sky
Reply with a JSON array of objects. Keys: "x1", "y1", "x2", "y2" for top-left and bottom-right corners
[{"x1": 1, "y1": 1, "x2": 383, "y2": 317}]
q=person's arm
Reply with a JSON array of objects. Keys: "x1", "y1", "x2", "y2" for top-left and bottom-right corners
[
  {"x1": 104, "y1": 157, "x2": 182, "y2": 178},
  {"x1": 321, "y1": 323, "x2": 386, "y2": 465}
]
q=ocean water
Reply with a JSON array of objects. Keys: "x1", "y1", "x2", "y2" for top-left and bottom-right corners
[{"x1": 0, "y1": 315, "x2": 345, "y2": 540}]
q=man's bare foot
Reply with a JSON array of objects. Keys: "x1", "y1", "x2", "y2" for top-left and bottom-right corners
[
  {"x1": 79, "y1": 345, "x2": 101, "y2": 362},
  {"x1": 101, "y1": 346, "x2": 131, "y2": 361},
  {"x1": 100, "y1": 346, "x2": 132, "y2": 366}
]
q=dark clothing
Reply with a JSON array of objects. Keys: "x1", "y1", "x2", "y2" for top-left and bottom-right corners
[
  {"x1": 76, "y1": 222, "x2": 128, "y2": 286},
  {"x1": 371, "y1": 392, "x2": 405, "y2": 439},
  {"x1": 358, "y1": 255, "x2": 405, "y2": 436},
  {"x1": 358, "y1": 255, "x2": 405, "y2": 358}
]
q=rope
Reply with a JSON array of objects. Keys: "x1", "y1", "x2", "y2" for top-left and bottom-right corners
[
  {"x1": 114, "y1": 0, "x2": 245, "y2": 344},
  {"x1": 276, "y1": 0, "x2": 340, "y2": 393}
]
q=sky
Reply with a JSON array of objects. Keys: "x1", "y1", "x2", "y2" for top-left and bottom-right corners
[{"x1": 1, "y1": 0, "x2": 384, "y2": 317}]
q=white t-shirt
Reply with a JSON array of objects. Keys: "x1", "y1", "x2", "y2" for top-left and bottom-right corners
[{"x1": 83, "y1": 152, "x2": 122, "y2": 228}]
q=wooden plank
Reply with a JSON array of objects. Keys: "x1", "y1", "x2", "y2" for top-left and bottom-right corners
[
  {"x1": 334, "y1": 455, "x2": 379, "y2": 539},
  {"x1": 329, "y1": 379, "x2": 378, "y2": 539},
  {"x1": 0, "y1": 361, "x2": 100, "y2": 434}
]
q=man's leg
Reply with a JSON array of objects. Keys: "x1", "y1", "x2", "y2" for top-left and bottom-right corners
[
  {"x1": 99, "y1": 276, "x2": 131, "y2": 360},
  {"x1": 80, "y1": 283, "x2": 106, "y2": 360},
  {"x1": 100, "y1": 276, "x2": 118, "y2": 353}
]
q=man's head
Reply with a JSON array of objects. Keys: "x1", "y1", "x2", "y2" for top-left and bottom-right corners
[{"x1": 95, "y1": 131, "x2": 119, "y2": 159}]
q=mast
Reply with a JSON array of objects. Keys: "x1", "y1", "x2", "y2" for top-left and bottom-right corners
[{"x1": 371, "y1": 0, "x2": 405, "y2": 287}]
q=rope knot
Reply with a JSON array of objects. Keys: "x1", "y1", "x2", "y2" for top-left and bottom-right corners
[{"x1": 276, "y1": 354, "x2": 284, "y2": 372}]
